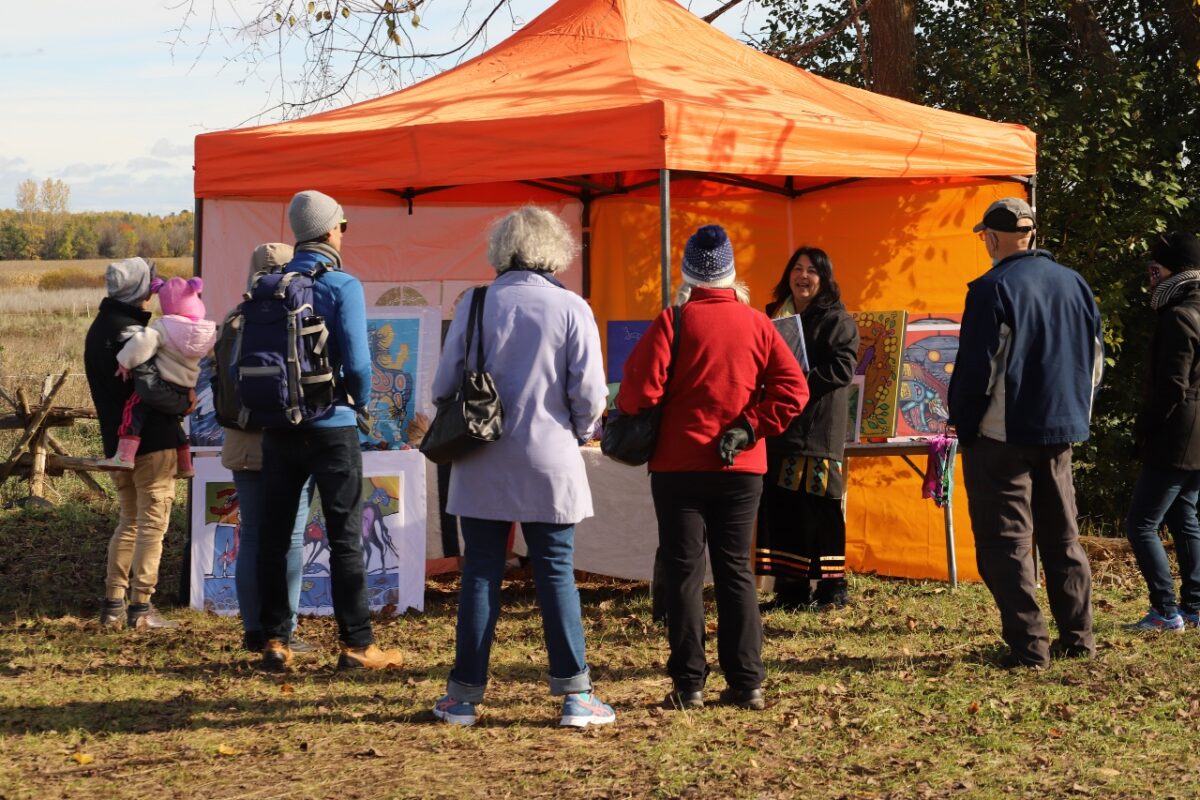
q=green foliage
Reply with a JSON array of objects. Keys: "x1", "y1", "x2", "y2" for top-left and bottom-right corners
[
  {"x1": 0, "y1": 208, "x2": 193, "y2": 262},
  {"x1": 758, "y1": 0, "x2": 1200, "y2": 531}
]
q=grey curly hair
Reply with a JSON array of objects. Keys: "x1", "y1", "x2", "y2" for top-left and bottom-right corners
[{"x1": 487, "y1": 206, "x2": 578, "y2": 274}]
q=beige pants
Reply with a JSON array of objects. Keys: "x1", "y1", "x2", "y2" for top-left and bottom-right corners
[{"x1": 106, "y1": 448, "x2": 177, "y2": 604}]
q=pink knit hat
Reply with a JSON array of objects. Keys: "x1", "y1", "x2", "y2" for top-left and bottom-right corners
[{"x1": 156, "y1": 276, "x2": 206, "y2": 320}]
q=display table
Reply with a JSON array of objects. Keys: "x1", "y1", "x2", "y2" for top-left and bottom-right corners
[{"x1": 843, "y1": 438, "x2": 960, "y2": 587}]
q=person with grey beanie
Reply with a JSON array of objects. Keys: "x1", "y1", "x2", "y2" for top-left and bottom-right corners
[
  {"x1": 84, "y1": 257, "x2": 194, "y2": 630},
  {"x1": 256, "y1": 190, "x2": 405, "y2": 672}
]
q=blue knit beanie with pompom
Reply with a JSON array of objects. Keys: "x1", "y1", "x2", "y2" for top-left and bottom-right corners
[{"x1": 681, "y1": 225, "x2": 735, "y2": 288}]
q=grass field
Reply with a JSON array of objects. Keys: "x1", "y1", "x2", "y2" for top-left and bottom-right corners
[{"x1": 0, "y1": 260, "x2": 1197, "y2": 798}]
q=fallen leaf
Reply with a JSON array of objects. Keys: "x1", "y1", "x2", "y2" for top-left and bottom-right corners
[
  {"x1": 1094, "y1": 768, "x2": 1120, "y2": 778},
  {"x1": 280, "y1": 683, "x2": 295, "y2": 695},
  {"x1": 217, "y1": 743, "x2": 241, "y2": 756},
  {"x1": 967, "y1": 701, "x2": 980, "y2": 715},
  {"x1": 354, "y1": 747, "x2": 382, "y2": 759},
  {"x1": 1047, "y1": 727, "x2": 1064, "y2": 739},
  {"x1": 72, "y1": 752, "x2": 94, "y2": 765}
]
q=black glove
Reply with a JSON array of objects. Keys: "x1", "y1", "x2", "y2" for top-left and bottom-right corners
[{"x1": 716, "y1": 418, "x2": 756, "y2": 466}]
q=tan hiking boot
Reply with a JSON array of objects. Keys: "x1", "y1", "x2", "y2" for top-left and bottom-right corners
[
  {"x1": 261, "y1": 639, "x2": 294, "y2": 672},
  {"x1": 337, "y1": 643, "x2": 403, "y2": 671}
]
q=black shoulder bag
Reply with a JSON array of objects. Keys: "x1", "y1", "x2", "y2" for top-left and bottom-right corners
[
  {"x1": 601, "y1": 305, "x2": 682, "y2": 466},
  {"x1": 419, "y1": 286, "x2": 504, "y2": 464}
]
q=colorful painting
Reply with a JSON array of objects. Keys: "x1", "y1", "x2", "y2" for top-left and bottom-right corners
[
  {"x1": 362, "y1": 308, "x2": 440, "y2": 451},
  {"x1": 896, "y1": 322, "x2": 960, "y2": 437},
  {"x1": 189, "y1": 450, "x2": 427, "y2": 616},
  {"x1": 845, "y1": 375, "x2": 864, "y2": 444},
  {"x1": 851, "y1": 310, "x2": 907, "y2": 439},
  {"x1": 606, "y1": 320, "x2": 653, "y2": 382},
  {"x1": 186, "y1": 354, "x2": 223, "y2": 450}
]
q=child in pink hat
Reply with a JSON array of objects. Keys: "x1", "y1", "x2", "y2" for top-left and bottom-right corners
[{"x1": 101, "y1": 276, "x2": 217, "y2": 476}]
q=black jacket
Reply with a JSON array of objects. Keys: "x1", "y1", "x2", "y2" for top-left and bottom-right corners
[
  {"x1": 84, "y1": 297, "x2": 189, "y2": 458},
  {"x1": 1137, "y1": 280, "x2": 1200, "y2": 470},
  {"x1": 764, "y1": 299, "x2": 860, "y2": 460}
]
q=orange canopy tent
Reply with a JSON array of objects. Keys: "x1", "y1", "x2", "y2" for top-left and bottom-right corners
[{"x1": 193, "y1": 0, "x2": 1038, "y2": 583}]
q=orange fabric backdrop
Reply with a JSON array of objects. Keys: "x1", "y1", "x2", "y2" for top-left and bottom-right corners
[{"x1": 588, "y1": 178, "x2": 1024, "y2": 581}]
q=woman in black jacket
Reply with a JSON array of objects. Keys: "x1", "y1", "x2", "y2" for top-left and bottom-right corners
[
  {"x1": 1125, "y1": 231, "x2": 1200, "y2": 632},
  {"x1": 754, "y1": 247, "x2": 859, "y2": 610}
]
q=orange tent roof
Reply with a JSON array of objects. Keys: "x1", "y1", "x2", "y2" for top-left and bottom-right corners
[{"x1": 194, "y1": 0, "x2": 1036, "y2": 198}]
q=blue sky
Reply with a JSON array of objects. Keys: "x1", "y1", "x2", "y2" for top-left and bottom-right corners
[{"x1": 1, "y1": 1, "x2": 766, "y2": 215}]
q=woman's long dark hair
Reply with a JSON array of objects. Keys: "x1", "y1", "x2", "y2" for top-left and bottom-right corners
[{"x1": 769, "y1": 246, "x2": 842, "y2": 313}]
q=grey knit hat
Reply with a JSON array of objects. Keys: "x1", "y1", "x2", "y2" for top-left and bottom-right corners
[
  {"x1": 288, "y1": 190, "x2": 344, "y2": 242},
  {"x1": 105, "y1": 257, "x2": 153, "y2": 304},
  {"x1": 681, "y1": 225, "x2": 736, "y2": 288}
]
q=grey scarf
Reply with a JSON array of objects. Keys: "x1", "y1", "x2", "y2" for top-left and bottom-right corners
[
  {"x1": 295, "y1": 240, "x2": 343, "y2": 270},
  {"x1": 1151, "y1": 269, "x2": 1200, "y2": 311}
]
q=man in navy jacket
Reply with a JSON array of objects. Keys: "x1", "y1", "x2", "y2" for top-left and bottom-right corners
[
  {"x1": 256, "y1": 190, "x2": 403, "y2": 673},
  {"x1": 948, "y1": 197, "x2": 1103, "y2": 668}
]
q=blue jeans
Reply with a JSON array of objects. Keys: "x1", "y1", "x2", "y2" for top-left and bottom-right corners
[
  {"x1": 1125, "y1": 465, "x2": 1200, "y2": 616},
  {"x1": 448, "y1": 517, "x2": 592, "y2": 703},
  {"x1": 233, "y1": 471, "x2": 313, "y2": 639}
]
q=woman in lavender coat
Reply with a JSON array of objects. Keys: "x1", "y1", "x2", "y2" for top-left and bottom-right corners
[{"x1": 430, "y1": 206, "x2": 614, "y2": 729}]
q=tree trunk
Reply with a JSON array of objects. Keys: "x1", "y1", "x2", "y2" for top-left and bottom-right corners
[
  {"x1": 869, "y1": 0, "x2": 916, "y2": 101},
  {"x1": 1066, "y1": 1, "x2": 1117, "y2": 74},
  {"x1": 1164, "y1": 0, "x2": 1200, "y2": 68}
]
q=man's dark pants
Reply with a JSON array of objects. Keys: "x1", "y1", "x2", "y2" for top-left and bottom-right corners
[
  {"x1": 258, "y1": 426, "x2": 374, "y2": 648},
  {"x1": 962, "y1": 436, "x2": 1094, "y2": 665},
  {"x1": 650, "y1": 471, "x2": 764, "y2": 692}
]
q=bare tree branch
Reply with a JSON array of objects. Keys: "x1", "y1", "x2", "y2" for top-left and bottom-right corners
[
  {"x1": 768, "y1": 0, "x2": 876, "y2": 63},
  {"x1": 702, "y1": 0, "x2": 748, "y2": 24}
]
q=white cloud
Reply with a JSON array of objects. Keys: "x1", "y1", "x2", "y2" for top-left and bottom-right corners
[{"x1": 150, "y1": 139, "x2": 192, "y2": 159}]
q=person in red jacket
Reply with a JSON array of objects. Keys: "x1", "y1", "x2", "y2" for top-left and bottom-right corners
[{"x1": 617, "y1": 225, "x2": 809, "y2": 711}]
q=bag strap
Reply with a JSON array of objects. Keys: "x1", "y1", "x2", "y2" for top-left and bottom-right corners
[
  {"x1": 463, "y1": 286, "x2": 488, "y2": 379},
  {"x1": 660, "y1": 304, "x2": 683, "y2": 395}
]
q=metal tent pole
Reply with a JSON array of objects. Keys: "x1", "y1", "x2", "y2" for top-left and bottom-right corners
[{"x1": 659, "y1": 169, "x2": 671, "y2": 310}]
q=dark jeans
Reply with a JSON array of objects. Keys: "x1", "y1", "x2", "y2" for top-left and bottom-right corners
[
  {"x1": 447, "y1": 518, "x2": 591, "y2": 703},
  {"x1": 651, "y1": 471, "x2": 764, "y2": 692},
  {"x1": 1125, "y1": 465, "x2": 1200, "y2": 616},
  {"x1": 962, "y1": 437, "x2": 1093, "y2": 666},
  {"x1": 258, "y1": 426, "x2": 373, "y2": 648}
]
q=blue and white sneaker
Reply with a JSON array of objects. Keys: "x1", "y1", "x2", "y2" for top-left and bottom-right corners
[
  {"x1": 1124, "y1": 608, "x2": 1185, "y2": 632},
  {"x1": 433, "y1": 694, "x2": 477, "y2": 726},
  {"x1": 1181, "y1": 609, "x2": 1200, "y2": 628},
  {"x1": 559, "y1": 692, "x2": 616, "y2": 728}
]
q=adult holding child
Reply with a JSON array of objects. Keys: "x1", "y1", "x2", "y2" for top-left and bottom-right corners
[
  {"x1": 430, "y1": 206, "x2": 613, "y2": 728},
  {"x1": 754, "y1": 247, "x2": 860, "y2": 611},
  {"x1": 85, "y1": 257, "x2": 195, "y2": 629},
  {"x1": 617, "y1": 225, "x2": 808, "y2": 711},
  {"x1": 1124, "y1": 231, "x2": 1200, "y2": 632}
]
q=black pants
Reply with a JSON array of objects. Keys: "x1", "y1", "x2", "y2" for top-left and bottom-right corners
[
  {"x1": 258, "y1": 426, "x2": 374, "y2": 648},
  {"x1": 962, "y1": 437, "x2": 1094, "y2": 665},
  {"x1": 651, "y1": 471, "x2": 764, "y2": 692}
]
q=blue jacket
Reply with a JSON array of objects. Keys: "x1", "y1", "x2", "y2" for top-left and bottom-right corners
[
  {"x1": 947, "y1": 249, "x2": 1103, "y2": 446},
  {"x1": 284, "y1": 248, "x2": 371, "y2": 429}
]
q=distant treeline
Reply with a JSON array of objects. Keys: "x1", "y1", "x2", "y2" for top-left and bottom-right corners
[{"x1": 0, "y1": 208, "x2": 194, "y2": 262}]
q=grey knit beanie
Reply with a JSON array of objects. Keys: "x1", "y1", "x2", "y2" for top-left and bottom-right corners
[
  {"x1": 105, "y1": 257, "x2": 153, "y2": 304},
  {"x1": 248, "y1": 242, "x2": 294, "y2": 283},
  {"x1": 288, "y1": 190, "x2": 344, "y2": 242},
  {"x1": 681, "y1": 225, "x2": 736, "y2": 289}
]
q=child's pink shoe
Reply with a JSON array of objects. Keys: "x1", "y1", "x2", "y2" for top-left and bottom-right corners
[
  {"x1": 175, "y1": 446, "x2": 194, "y2": 479},
  {"x1": 97, "y1": 436, "x2": 139, "y2": 470}
]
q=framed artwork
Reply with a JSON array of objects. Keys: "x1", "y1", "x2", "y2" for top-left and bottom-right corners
[
  {"x1": 845, "y1": 375, "x2": 865, "y2": 444},
  {"x1": 851, "y1": 310, "x2": 908, "y2": 438},
  {"x1": 771, "y1": 314, "x2": 810, "y2": 373},
  {"x1": 896, "y1": 321, "x2": 960, "y2": 437},
  {"x1": 186, "y1": 354, "x2": 223, "y2": 451},
  {"x1": 364, "y1": 282, "x2": 439, "y2": 308},
  {"x1": 907, "y1": 312, "x2": 962, "y2": 329},
  {"x1": 606, "y1": 320, "x2": 653, "y2": 382},
  {"x1": 361, "y1": 307, "x2": 441, "y2": 450},
  {"x1": 189, "y1": 450, "x2": 426, "y2": 616}
]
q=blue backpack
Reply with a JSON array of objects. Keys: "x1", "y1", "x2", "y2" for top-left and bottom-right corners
[{"x1": 231, "y1": 263, "x2": 337, "y2": 428}]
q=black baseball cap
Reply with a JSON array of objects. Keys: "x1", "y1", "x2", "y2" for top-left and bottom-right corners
[{"x1": 973, "y1": 197, "x2": 1036, "y2": 233}]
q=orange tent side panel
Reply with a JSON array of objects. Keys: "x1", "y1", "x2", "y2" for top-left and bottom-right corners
[{"x1": 589, "y1": 178, "x2": 1022, "y2": 582}]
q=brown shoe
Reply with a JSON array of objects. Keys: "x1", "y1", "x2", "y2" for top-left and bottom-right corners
[
  {"x1": 337, "y1": 643, "x2": 403, "y2": 671},
  {"x1": 261, "y1": 639, "x2": 294, "y2": 672}
]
